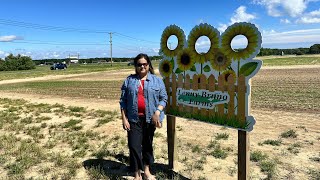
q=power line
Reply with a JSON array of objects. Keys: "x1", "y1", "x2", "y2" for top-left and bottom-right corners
[
  {"x1": 113, "y1": 32, "x2": 159, "y2": 44},
  {"x1": 0, "y1": 18, "x2": 161, "y2": 45},
  {"x1": 2, "y1": 41, "x2": 107, "y2": 46},
  {"x1": 0, "y1": 18, "x2": 110, "y2": 34}
]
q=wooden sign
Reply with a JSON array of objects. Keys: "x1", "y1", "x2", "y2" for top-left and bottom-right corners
[{"x1": 159, "y1": 22, "x2": 262, "y2": 132}]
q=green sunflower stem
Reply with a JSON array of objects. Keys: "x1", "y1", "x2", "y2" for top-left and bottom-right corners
[{"x1": 201, "y1": 63, "x2": 203, "y2": 74}]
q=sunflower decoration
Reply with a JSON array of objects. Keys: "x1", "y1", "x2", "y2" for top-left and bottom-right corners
[
  {"x1": 177, "y1": 48, "x2": 195, "y2": 71},
  {"x1": 160, "y1": 25, "x2": 186, "y2": 58},
  {"x1": 188, "y1": 23, "x2": 220, "y2": 64},
  {"x1": 221, "y1": 69, "x2": 237, "y2": 85},
  {"x1": 220, "y1": 22, "x2": 261, "y2": 61},
  {"x1": 159, "y1": 59, "x2": 173, "y2": 78},
  {"x1": 210, "y1": 48, "x2": 232, "y2": 72}
]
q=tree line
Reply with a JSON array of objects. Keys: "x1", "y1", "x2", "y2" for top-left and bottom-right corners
[
  {"x1": 257, "y1": 44, "x2": 320, "y2": 56},
  {"x1": 32, "y1": 56, "x2": 163, "y2": 65},
  {"x1": 1, "y1": 44, "x2": 319, "y2": 71}
]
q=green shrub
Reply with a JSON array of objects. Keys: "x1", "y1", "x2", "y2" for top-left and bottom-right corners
[
  {"x1": 280, "y1": 129, "x2": 297, "y2": 138},
  {"x1": 0, "y1": 54, "x2": 35, "y2": 71},
  {"x1": 262, "y1": 139, "x2": 282, "y2": 146},
  {"x1": 250, "y1": 150, "x2": 268, "y2": 162}
]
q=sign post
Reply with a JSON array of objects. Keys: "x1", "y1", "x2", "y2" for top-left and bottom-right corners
[{"x1": 159, "y1": 22, "x2": 262, "y2": 179}]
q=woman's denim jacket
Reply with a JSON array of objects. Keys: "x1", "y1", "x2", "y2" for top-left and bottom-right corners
[{"x1": 120, "y1": 72, "x2": 168, "y2": 123}]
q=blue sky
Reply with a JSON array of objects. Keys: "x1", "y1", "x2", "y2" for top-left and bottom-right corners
[{"x1": 0, "y1": 0, "x2": 319, "y2": 59}]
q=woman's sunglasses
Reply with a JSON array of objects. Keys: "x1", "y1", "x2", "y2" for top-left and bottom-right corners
[{"x1": 136, "y1": 63, "x2": 149, "y2": 67}]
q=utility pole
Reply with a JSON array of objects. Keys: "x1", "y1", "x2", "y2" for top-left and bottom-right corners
[
  {"x1": 169, "y1": 42, "x2": 172, "y2": 50},
  {"x1": 109, "y1": 32, "x2": 113, "y2": 66}
]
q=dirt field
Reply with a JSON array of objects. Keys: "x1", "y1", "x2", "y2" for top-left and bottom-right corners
[{"x1": 0, "y1": 65, "x2": 319, "y2": 179}]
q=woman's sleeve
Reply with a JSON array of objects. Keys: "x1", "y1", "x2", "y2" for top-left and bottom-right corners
[
  {"x1": 119, "y1": 78, "x2": 128, "y2": 110},
  {"x1": 158, "y1": 78, "x2": 168, "y2": 108}
]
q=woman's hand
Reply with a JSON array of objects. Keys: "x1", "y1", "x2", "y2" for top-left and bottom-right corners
[
  {"x1": 122, "y1": 118, "x2": 130, "y2": 131},
  {"x1": 121, "y1": 109, "x2": 130, "y2": 131},
  {"x1": 152, "y1": 110, "x2": 162, "y2": 128}
]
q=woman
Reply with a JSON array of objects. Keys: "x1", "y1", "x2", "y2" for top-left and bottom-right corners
[{"x1": 120, "y1": 53, "x2": 167, "y2": 180}]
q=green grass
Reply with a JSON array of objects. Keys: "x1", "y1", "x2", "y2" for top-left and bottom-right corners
[
  {"x1": 280, "y1": 129, "x2": 298, "y2": 138},
  {"x1": 0, "y1": 80, "x2": 123, "y2": 100},
  {"x1": 261, "y1": 139, "x2": 282, "y2": 146},
  {"x1": 0, "y1": 63, "x2": 132, "y2": 81},
  {"x1": 259, "y1": 56, "x2": 320, "y2": 66},
  {"x1": 260, "y1": 160, "x2": 277, "y2": 179},
  {"x1": 250, "y1": 150, "x2": 268, "y2": 162},
  {"x1": 215, "y1": 133, "x2": 229, "y2": 140}
]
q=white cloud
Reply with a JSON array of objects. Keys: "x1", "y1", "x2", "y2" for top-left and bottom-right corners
[
  {"x1": 262, "y1": 28, "x2": 320, "y2": 45},
  {"x1": 296, "y1": 8, "x2": 320, "y2": 23},
  {"x1": 280, "y1": 18, "x2": 291, "y2": 24},
  {"x1": 0, "y1": 50, "x2": 4, "y2": 55},
  {"x1": 296, "y1": 17, "x2": 320, "y2": 23},
  {"x1": 0, "y1": 35, "x2": 23, "y2": 42},
  {"x1": 231, "y1": 6, "x2": 257, "y2": 23},
  {"x1": 218, "y1": 23, "x2": 228, "y2": 33},
  {"x1": 152, "y1": 48, "x2": 159, "y2": 53},
  {"x1": 217, "y1": 6, "x2": 256, "y2": 34},
  {"x1": 253, "y1": 0, "x2": 310, "y2": 17}
]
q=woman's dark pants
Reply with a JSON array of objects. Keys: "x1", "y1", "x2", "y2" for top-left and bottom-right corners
[{"x1": 127, "y1": 117, "x2": 156, "y2": 171}]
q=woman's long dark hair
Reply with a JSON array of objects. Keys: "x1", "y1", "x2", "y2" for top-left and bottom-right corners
[{"x1": 133, "y1": 53, "x2": 155, "y2": 74}]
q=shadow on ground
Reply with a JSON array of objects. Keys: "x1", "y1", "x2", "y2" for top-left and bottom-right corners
[{"x1": 83, "y1": 154, "x2": 190, "y2": 179}]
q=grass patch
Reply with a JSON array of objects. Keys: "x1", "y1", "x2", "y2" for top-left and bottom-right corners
[
  {"x1": 250, "y1": 150, "x2": 268, "y2": 162},
  {"x1": 0, "y1": 81, "x2": 123, "y2": 100},
  {"x1": 260, "y1": 56, "x2": 320, "y2": 66},
  {"x1": 63, "y1": 119, "x2": 82, "y2": 129},
  {"x1": 308, "y1": 168, "x2": 320, "y2": 180},
  {"x1": 287, "y1": 143, "x2": 301, "y2": 154},
  {"x1": 280, "y1": 129, "x2": 298, "y2": 138},
  {"x1": 0, "y1": 63, "x2": 132, "y2": 81},
  {"x1": 207, "y1": 141, "x2": 228, "y2": 159},
  {"x1": 309, "y1": 153, "x2": 320, "y2": 162},
  {"x1": 215, "y1": 133, "x2": 229, "y2": 140},
  {"x1": 260, "y1": 160, "x2": 277, "y2": 179},
  {"x1": 261, "y1": 139, "x2": 282, "y2": 146}
]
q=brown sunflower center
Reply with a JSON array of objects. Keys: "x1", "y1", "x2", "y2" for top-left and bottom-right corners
[
  {"x1": 181, "y1": 53, "x2": 191, "y2": 65},
  {"x1": 163, "y1": 63, "x2": 170, "y2": 72},
  {"x1": 225, "y1": 73, "x2": 231, "y2": 81},
  {"x1": 217, "y1": 56, "x2": 224, "y2": 63}
]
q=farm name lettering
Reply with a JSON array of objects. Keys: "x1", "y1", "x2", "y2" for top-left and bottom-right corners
[{"x1": 176, "y1": 88, "x2": 230, "y2": 109}]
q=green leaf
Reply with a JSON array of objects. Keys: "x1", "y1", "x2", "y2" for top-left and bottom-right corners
[
  {"x1": 239, "y1": 62, "x2": 258, "y2": 76},
  {"x1": 190, "y1": 65, "x2": 196, "y2": 72},
  {"x1": 175, "y1": 68, "x2": 183, "y2": 74},
  {"x1": 203, "y1": 65, "x2": 211, "y2": 72}
]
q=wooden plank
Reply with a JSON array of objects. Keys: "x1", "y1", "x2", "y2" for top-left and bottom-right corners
[
  {"x1": 171, "y1": 74, "x2": 177, "y2": 109},
  {"x1": 227, "y1": 75, "x2": 235, "y2": 119},
  {"x1": 167, "y1": 115, "x2": 177, "y2": 169},
  {"x1": 165, "y1": 77, "x2": 171, "y2": 111},
  {"x1": 192, "y1": 74, "x2": 198, "y2": 115},
  {"x1": 238, "y1": 130, "x2": 249, "y2": 180},
  {"x1": 217, "y1": 74, "x2": 224, "y2": 116},
  {"x1": 185, "y1": 74, "x2": 191, "y2": 114},
  {"x1": 178, "y1": 74, "x2": 184, "y2": 113},
  {"x1": 199, "y1": 74, "x2": 207, "y2": 116},
  {"x1": 237, "y1": 75, "x2": 246, "y2": 123},
  {"x1": 208, "y1": 74, "x2": 216, "y2": 117}
]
